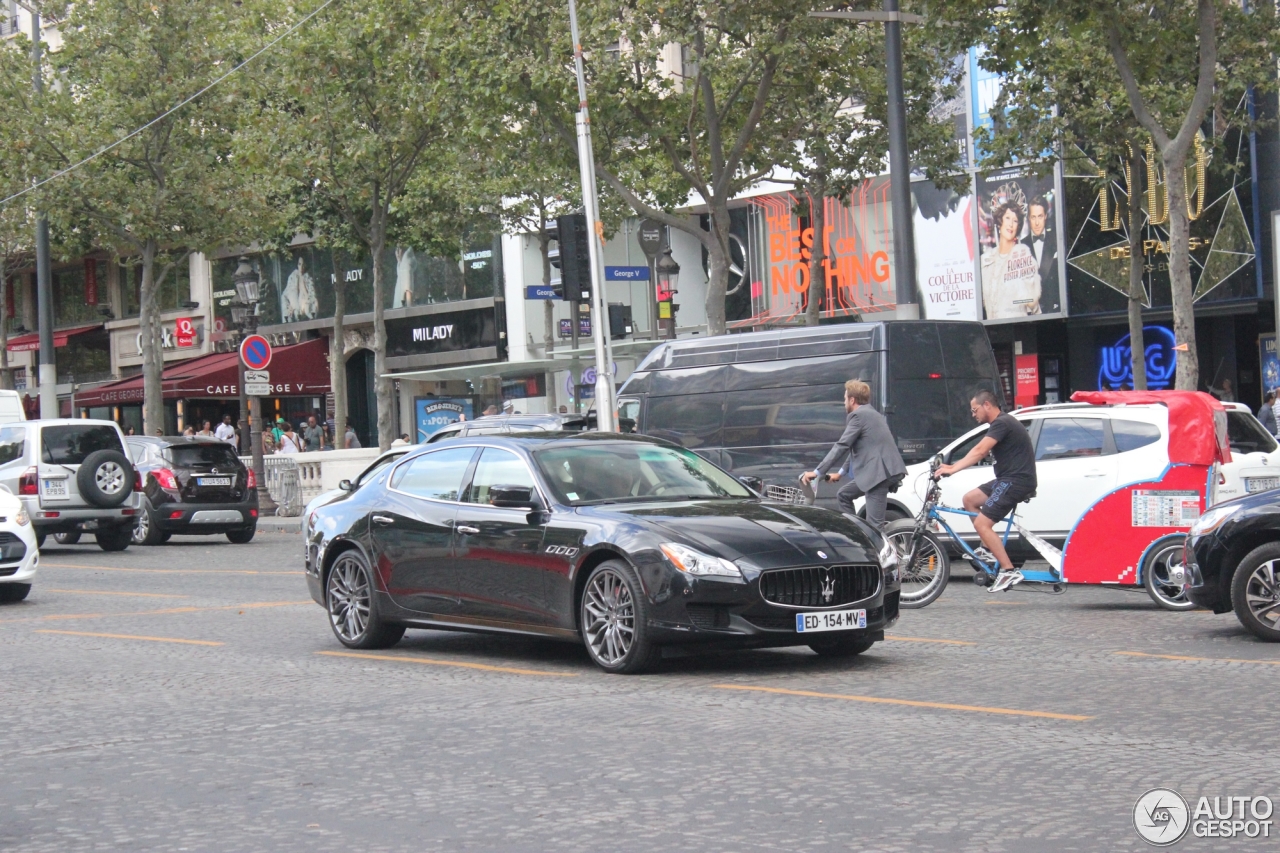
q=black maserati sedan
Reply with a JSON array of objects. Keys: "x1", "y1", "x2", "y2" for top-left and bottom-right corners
[
  {"x1": 1185, "y1": 488, "x2": 1280, "y2": 642},
  {"x1": 305, "y1": 433, "x2": 900, "y2": 673}
]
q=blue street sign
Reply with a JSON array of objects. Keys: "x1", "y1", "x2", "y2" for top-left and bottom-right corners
[
  {"x1": 605, "y1": 266, "x2": 650, "y2": 282},
  {"x1": 525, "y1": 285, "x2": 559, "y2": 300}
]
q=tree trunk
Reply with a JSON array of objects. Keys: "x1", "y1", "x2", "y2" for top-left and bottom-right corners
[
  {"x1": 705, "y1": 202, "x2": 733, "y2": 335},
  {"x1": 139, "y1": 239, "x2": 165, "y2": 434},
  {"x1": 331, "y1": 250, "x2": 347, "y2": 448},
  {"x1": 370, "y1": 208, "x2": 394, "y2": 451},
  {"x1": 538, "y1": 223, "x2": 557, "y2": 413},
  {"x1": 0, "y1": 258, "x2": 10, "y2": 391},
  {"x1": 805, "y1": 157, "x2": 828, "y2": 327},
  {"x1": 1164, "y1": 154, "x2": 1198, "y2": 391},
  {"x1": 1127, "y1": 149, "x2": 1147, "y2": 390}
]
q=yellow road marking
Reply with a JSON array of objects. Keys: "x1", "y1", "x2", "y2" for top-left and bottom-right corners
[
  {"x1": 712, "y1": 684, "x2": 1093, "y2": 721},
  {"x1": 985, "y1": 600, "x2": 1028, "y2": 605},
  {"x1": 40, "y1": 562, "x2": 303, "y2": 575},
  {"x1": 316, "y1": 650, "x2": 579, "y2": 678},
  {"x1": 1115, "y1": 651, "x2": 1280, "y2": 666},
  {"x1": 885, "y1": 634, "x2": 977, "y2": 646},
  {"x1": 45, "y1": 588, "x2": 187, "y2": 599},
  {"x1": 35, "y1": 629, "x2": 223, "y2": 647},
  {"x1": 0, "y1": 600, "x2": 312, "y2": 625}
]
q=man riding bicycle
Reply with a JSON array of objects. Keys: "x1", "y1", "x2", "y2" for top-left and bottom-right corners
[{"x1": 935, "y1": 389, "x2": 1037, "y2": 592}]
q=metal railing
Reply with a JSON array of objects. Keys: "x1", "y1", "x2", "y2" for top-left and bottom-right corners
[{"x1": 241, "y1": 455, "x2": 303, "y2": 517}]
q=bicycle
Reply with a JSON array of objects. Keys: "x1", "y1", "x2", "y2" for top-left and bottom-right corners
[{"x1": 883, "y1": 456, "x2": 1064, "y2": 608}]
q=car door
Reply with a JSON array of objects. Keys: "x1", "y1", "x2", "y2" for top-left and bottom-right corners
[
  {"x1": 1020, "y1": 415, "x2": 1116, "y2": 537},
  {"x1": 933, "y1": 425, "x2": 1000, "y2": 536},
  {"x1": 451, "y1": 447, "x2": 553, "y2": 625},
  {"x1": 372, "y1": 446, "x2": 478, "y2": 615}
]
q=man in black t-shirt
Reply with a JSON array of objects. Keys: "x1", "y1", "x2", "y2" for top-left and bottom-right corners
[{"x1": 936, "y1": 390, "x2": 1038, "y2": 592}]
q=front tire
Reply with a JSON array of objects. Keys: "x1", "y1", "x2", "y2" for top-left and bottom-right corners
[
  {"x1": 808, "y1": 636, "x2": 876, "y2": 657},
  {"x1": 579, "y1": 560, "x2": 661, "y2": 674},
  {"x1": 1230, "y1": 544, "x2": 1280, "y2": 642},
  {"x1": 132, "y1": 500, "x2": 164, "y2": 546},
  {"x1": 95, "y1": 526, "x2": 132, "y2": 552},
  {"x1": 884, "y1": 519, "x2": 950, "y2": 609},
  {"x1": 0, "y1": 583, "x2": 31, "y2": 603},
  {"x1": 1142, "y1": 534, "x2": 1195, "y2": 611},
  {"x1": 325, "y1": 550, "x2": 405, "y2": 649}
]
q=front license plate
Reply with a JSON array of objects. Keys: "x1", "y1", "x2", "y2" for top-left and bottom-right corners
[
  {"x1": 42, "y1": 479, "x2": 67, "y2": 498},
  {"x1": 1246, "y1": 477, "x2": 1280, "y2": 493},
  {"x1": 795, "y1": 609, "x2": 867, "y2": 633},
  {"x1": 197, "y1": 477, "x2": 232, "y2": 487}
]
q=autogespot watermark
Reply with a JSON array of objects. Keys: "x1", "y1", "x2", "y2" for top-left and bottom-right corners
[{"x1": 1133, "y1": 788, "x2": 1274, "y2": 845}]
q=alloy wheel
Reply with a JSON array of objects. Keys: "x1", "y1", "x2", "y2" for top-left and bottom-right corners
[
  {"x1": 132, "y1": 508, "x2": 149, "y2": 545},
  {"x1": 582, "y1": 568, "x2": 635, "y2": 666},
  {"x1": 96, "y1": 461, "x2": 126, "y2": 495},
  {"x1": 1243, "y1": 559, "x2": 1280, "y2": 630},
  {"x1": 327, "y1": 555, "x2": 371, "y2": 642},
  {"x1": 1145, "y1": 542, "x2": 1195, "y2": 610},
  {"x1": 887, "y1": 528, "x2": 946, "y2": 604}
]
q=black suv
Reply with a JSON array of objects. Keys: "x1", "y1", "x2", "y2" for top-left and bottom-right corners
[
  {"x1": 425, "y1": 412, "x2": 635, "y2": 443},
  {"x1": 126, "y1": 437, "x2": 259, "y2": 545}
]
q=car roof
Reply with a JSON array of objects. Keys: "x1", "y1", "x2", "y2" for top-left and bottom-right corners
[
  {"x1": 27, "y1": 418, "x2": 123, "y2": 427},
  {"x1": 129, "y1": 436, "x2": 237, "y2": 447},
  {"x1": 407, "y1": 431, "x2": 672, "y2": 455}
]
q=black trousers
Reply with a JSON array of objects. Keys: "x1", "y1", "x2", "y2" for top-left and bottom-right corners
[{"x1": 836, "y1": 478, "x2": 892, "y2": 530}]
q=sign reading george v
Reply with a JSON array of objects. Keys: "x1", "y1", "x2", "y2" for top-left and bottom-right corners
[{"x1": 384, "y1": 308, "x2": 498, "y2": 359}]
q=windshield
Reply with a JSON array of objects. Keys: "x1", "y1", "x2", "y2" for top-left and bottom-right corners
[
  {"x1": 165, "y1": 444, "x2": 244, "y2": 470},
  {"x1": 1226, "y1": 411, "x2": 1278, "y2": 454},
  {"x1": 533, "y1": 443, "x2": 751, "y2": 505}
]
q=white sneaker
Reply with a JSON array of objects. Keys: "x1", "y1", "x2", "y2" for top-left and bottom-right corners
[{"x1": 988, "y1": 570, "x2": 1024, "y2": 593}]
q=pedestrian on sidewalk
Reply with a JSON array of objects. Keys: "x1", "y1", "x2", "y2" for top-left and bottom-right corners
[
  {"x1": 277, "y1": 423, "x2": 302, "y2": 454},
  {"x1": 215, "y1": 414, "x2": 236, "y2": 442},
  {"x1": 344, "y1": 424, "x2": 361, "y2": 449},
  {"x1": 801, "y1": 379, "x2": 906, "y2": 530},
  {"x1": 198, "y1": 420, "x2": 214, "y2": 437},
  {"x1": 302, "y1": 416, "x2": 324, "y2": 452},
  {"x1": 1260, "y1": 391, "x2": 1278, "y2": 436}
]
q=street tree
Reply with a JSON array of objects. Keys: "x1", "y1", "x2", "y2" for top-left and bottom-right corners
[
  {"x1": 31, "y1": 0, "x2": 271, "y2": 433},
  {"x1": 944, "y1": 0, "x2": 1280, "y2": 391},
  {"x1": 241, "y1": 0, "x2": 467, "y2": 450}
]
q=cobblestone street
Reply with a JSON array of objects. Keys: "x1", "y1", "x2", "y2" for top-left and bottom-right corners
[{"x1": 2, "y1": 532, "x2": 1276, "y2": 852}]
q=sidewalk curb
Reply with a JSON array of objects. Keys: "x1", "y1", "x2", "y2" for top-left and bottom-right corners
[{"x1": 256, "y1": 516, "x2": 302, "y2": 533}]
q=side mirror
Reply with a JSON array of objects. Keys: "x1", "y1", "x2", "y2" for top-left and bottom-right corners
[
  {"x1": 489, "y1": 484, "x2": 541, "y2": 509},
  {"x1": 338, "y1": 479, "x2": 354, "y2": 492},
  {"x1": 737, "y1": 475, "x2": 764, "y2": 494}
]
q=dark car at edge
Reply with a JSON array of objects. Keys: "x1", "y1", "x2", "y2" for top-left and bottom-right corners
[
  {"x1": 305, "y1": 433, "x2": 900, "y2": 672},
  {"x1": 1185, "y1": 488, "x2": 1280, "y2": 642}
]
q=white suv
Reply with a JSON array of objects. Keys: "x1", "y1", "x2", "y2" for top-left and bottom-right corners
[{"x1": 880, "y1": 401, "x2": 1267, "y2": 551}]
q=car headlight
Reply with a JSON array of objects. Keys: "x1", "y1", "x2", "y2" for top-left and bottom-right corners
[
  {"x1": 878, "y1": 538, "x2": 899, "y2": 572},
  {"x1": 660, "y1": 543, "x2": 743, "y2": 579},
  {"x1": 1190, "y1": 504, "x2": 1241, "y2": 536},
  {"x1": 14, "y1": 506, "x2": 29, "y2": 526}
]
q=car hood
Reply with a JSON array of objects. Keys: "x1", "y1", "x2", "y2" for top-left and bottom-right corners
[{"x1": 582, "y1": 499, "x2": 880, "y2": 570}]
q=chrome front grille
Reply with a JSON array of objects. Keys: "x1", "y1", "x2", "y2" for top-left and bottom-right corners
[{"x1": 758, "y1": 564, "x2": 879, "y2": 609}]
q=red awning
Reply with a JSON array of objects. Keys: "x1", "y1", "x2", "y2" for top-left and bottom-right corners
[
  {"x1": 6, "y1": 323, "x2": 104, "y2": 353},
  {"x1": 76, "y1": 338, "x2": 331, "y2": 408}
]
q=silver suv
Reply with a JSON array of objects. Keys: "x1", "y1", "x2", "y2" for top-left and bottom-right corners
[{"x1": 0, "y1": 419, "x2": 141, "y2": 551}]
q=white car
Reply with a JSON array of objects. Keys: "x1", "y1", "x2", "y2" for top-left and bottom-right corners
[
  {"x1": 0, "y1": 487, "x2": 40, "y2": 603},
  {"x1": 878, "y1": 400, "x2": 1268, "y2": 553}
]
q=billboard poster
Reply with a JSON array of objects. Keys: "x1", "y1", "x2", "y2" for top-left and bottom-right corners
[
  {"x1": 1261, "y1": 333, "x2": 1279, "y2": 397},
  {"x1": 415, "y1": 397, "x2": 473, "y2": 442},
  {"x1": 976, "y1": 164, "x2": 1063, "y2": 320},
  {"x1": 912, "y1": 181, "x2": 977, "y2": 320}
]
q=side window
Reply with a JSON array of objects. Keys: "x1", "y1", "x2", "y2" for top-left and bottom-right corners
[
  {"x1": 1226, "y1": 411, "x2": 1279, "y2": 454},
  {"x1": 646, "y1": 393, "x2": 724, "y2": 449},
  {"x1": 1111, "y1": 419, "x2": 1163, "y2": 453},
  {"x1": 389, "y1": 447, "x2": 476, "y2": 501},
  {"x1": 464, "y1": 448, "x2": 537, "y2": 505},
  {"x1": 946, "y1": 427, "x2": 989, "y2": 465},
  {"x1": 0, "y1": 427, "x2": 25, "y2": 466},
  {"x1": 1035, "y1": 418, "x2": 1105, "y2": 461}
]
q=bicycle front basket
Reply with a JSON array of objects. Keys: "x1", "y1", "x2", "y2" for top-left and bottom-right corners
[{"x1": 764, "y1": 484, "x2": 808, "y2": 505}]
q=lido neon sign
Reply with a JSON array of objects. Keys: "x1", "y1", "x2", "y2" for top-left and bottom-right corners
[{"x1": 1098, "y1": 325, "x2": 1176, "y2": 390}]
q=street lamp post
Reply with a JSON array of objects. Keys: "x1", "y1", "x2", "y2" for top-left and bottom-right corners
[
  {"x1": 24, "y1": 6, "x2": 56, "y2": 416},
  {"x1": 655, "y1": 248, "x2": 680, "y2": 340},
  {"x1": 230, "y1": 258, "x2": 273, "y2": 514},
  {"x1": 811, "y1": 2, "x2": 922, "y2": 320}
]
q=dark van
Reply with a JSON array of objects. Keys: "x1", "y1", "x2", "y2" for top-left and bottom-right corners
[{"x1": 616, "y1": 320, "x2": 1004, "y2": 497}]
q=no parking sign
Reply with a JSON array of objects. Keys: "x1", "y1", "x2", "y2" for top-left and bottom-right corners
[{"x1": 240, "y1": 335, "x2": 272, "y2": 370}]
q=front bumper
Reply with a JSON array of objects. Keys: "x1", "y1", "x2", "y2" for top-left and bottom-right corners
[
  {"x1": 0, "y1": 528, "x2": 39, "y2": 584},
  {"x1": 1185, "y1": 532, "x2": 1233, "y2": 613}
]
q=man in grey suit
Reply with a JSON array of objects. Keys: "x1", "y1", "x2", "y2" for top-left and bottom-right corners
[{"x1": 801, "y1": 379, "x2": 907, "y2": 529}]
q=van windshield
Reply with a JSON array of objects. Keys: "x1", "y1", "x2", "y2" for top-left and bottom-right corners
[{"x1": 41, "y1": 425, "x2": 123, "y2": 465}]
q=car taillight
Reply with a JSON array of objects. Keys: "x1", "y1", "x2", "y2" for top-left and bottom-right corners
[
  {"x1": 246, "y1": 468, "x2": 257, "y2": 489},
  {"x1": 135, "y1": 471, "x2": 143, "y2": 491},
  {"x1": 155, "y1": 468, "x2": 179, "y2": 490},
  {"x1": 19, "y1": 466, "x2": 37, "y2": 496}
]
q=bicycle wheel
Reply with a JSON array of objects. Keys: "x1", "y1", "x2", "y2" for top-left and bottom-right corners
[{"x1": 885, "y1": 519, "x2": 950, "y2": 609}]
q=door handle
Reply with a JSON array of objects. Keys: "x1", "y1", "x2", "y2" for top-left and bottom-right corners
[
  {"x1": 456, "y1": 525, "x2": 481, "y2": 535},
  {"x1": 371, "y1": 514, "x2": 395, "y2": 526},
  {"x1": 1083, "y1": 471, "x2": 1106, "y2": 478}
]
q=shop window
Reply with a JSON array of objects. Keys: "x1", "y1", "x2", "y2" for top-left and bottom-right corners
[
  {"x1": 122, "y1": 257, "x2": 191, "y2": 319},
  {"x1": 55, "y1": 331, "x2": 112, "y2": 385},
  {"x1": 53, "y1": 266, "x2": 100, "y2": 327},
  {"x1": 3, "y1": 274, "x2": 26, "y2": 335}
]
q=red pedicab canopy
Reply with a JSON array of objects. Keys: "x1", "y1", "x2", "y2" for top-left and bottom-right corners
[{"x1": 1069, "y1": 390, "x2": 1231, "y2": 466}]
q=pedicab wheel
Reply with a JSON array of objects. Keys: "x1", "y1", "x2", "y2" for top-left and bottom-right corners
[
  {"x1": 884, "y1": 519, "x2": 950, "y2": 609},
  {"x1": 1142, "y1": 534, "x2": 1196, "y2": 611},
  {"x1": 1229, "y1": 544, "x2": 1280, "y2": 642}
]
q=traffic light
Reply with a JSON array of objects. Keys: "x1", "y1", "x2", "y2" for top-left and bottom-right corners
[{"x1": 555, "y1": 213, "x2": 591, "y2": 302}]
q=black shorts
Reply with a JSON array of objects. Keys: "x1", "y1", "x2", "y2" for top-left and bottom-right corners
[{"x1": 977, "y1": 478, "x2": 1035, "y2": 522}]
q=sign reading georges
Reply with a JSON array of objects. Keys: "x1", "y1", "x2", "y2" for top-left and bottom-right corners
[{"x1": 384, "y1": 308, "x2": 498, "y2": 359}]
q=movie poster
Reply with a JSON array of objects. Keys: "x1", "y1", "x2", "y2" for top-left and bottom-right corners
[
  {"x1": 913, "y1": 181, "x2": 977, "y2": 320},
  {"x1": 976, "y1": 164, "x2": 1063, "y2": 320}
]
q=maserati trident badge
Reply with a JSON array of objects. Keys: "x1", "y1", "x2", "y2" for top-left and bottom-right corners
[
  {"x1": 820, "y1": 574, "x2": 835, "y2": 603},
  {"x1": 816, "y1": 550, "x2": 828, "y2": 559}
]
